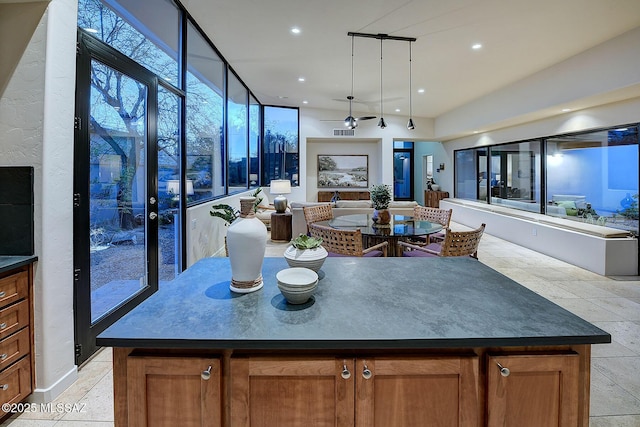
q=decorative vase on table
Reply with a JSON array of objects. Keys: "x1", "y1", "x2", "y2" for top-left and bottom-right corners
[
  {"x1": 372, "y1": 208, "x2": 391, "y2": 226},
  {"x1": 284, "y1": 234, "x2": 328, "y2": 272},
  {"x1": 370, "y1": 183, "x2": 392, "y2": 226},
  {"x1": 226, "y1": 197, "x2": 267, "y2": 293}
]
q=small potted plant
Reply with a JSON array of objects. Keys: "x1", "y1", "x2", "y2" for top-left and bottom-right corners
[
  {"x1": 283, "y1": 234, "x2": 328, "y2": 272},
  {"x1": 370, "y1": 184, "x2": 392, "y2": 225}
]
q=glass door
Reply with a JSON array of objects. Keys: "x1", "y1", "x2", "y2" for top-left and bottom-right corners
[
  {"x1": 74, "y1": 34, "x2": 159, "y2": 365},
  {"x1": 393, "y1": 143, "x2": 414, "y2": 201}
]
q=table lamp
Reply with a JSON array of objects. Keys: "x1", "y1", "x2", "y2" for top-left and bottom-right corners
[{"x1": 270, "y1": 179, "x2": 291, "y2": 213}]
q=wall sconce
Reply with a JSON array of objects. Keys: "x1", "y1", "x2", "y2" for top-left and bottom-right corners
[{"x1": 436, "y1": 163, "x2": 445, "y2": 173}]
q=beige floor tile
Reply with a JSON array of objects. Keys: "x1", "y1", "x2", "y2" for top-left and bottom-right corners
[
  {"x1": 53, "y1": 422, "x2": 114, "y2": 427},
  {"x1": 555, "y1": 281, "x2": 621, "y2": 299},
  {"x1": 592, "y1": 356, "x2": 640, "y2": 401},
  {"x1": 593, "y1": 321, "x2": 640, "y2": 355},
  {"x1": 589, "y1": 415, "x2": 640, "y2": 426},
  {"x1": 552, "y1": 299, "x2": 625, "y2": 322},
  {"x1": 592, "y1": 341, "x2": 638, "y2": 358},
  {"x1": 590, "y1": 368, "x2": 640, "y2": 416},
  {"x1": 0, "y1": 420, "x2": 58, "y2": 426},
  {"x1": 591, "y1": 281, "x2": 640, "y2": 299},
  {"x1": 58, "y1": 372, "x2": 114, "y2": 422},
  {"x1": 589, "y1": 298, "x2": 640, "y2": 321}
]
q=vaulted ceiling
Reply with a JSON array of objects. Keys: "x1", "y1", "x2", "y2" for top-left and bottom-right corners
[{"x1": 181, "y1": 0, "x2": 640, "y2": 121}]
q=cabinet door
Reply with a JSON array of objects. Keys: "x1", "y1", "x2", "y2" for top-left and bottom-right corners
[
  {"x1": 230, "y1": 357, "x2": 354, "y2": 427},
  {"x1": 127, "y1": 355, "x2": 221, "y2": 427},
  {"x1": 487, "y1": 353, "x2": 579, "y2": 427},
  {"x1": 355, "y1": 356, "x2": 480, "y2": 427}
]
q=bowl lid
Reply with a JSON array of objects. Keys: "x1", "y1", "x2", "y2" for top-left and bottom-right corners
[{"x1": 276, "y1": 267, "x2": 318, "y2": 287}]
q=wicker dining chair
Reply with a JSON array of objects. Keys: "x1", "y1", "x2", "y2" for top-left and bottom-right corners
[
  {"x1": 398, "y1": 223, "x2": 485, "y2": 259},
  {"x1": 308, "y1": 223, "x2": 388, "y2": 257},
  {"x1": 411, "y1": 206, "x2": 452, "y2": 244},
  {"x1": 303, "y1": 204, "x2": 334, "y2": 233}
]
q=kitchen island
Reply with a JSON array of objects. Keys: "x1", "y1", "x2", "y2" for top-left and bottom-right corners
[{"x1": 98, "y1": 256, "x2": 610, "y2": 427}]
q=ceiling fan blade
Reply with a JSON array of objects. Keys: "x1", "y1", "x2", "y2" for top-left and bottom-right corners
[{"x1": 356, "y1": 116, "x2": 376, "y2": 121}]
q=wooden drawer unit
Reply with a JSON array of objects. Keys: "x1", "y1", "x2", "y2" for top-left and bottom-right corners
[
  {"x1": 0, "y1": 356, "x2": 32, "y2": 416},
  {"x1": 0, "y1": 328, "x2": 30, "y2": 371},
  {"x1": 0, "y1": 262, "x2": 35, "y2": 420},
  {"x1": 0, "y1": 300, "x2": 29, "y2": 341},
  {"x1": 0, "y1": 271, "x2": 28, "y2": 308}
]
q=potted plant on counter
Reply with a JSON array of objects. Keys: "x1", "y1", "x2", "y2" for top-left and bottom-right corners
[
  {"x1": 283, "y1": 234, "x2": 328, "y2": 272},
  {"x1": 370, "y1": 184, "x2": 392, "y2": 225}
]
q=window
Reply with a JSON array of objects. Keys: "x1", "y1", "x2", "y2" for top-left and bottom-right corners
[
  {"x1": 78, "y1": 0, "x2": 180, "y2": 86},
  {"x1": 454, "y1": 125, "x2": 639, "y2": 237},
  {"x1": 263, "y1": 106, "x2": 299, "y2": 185},
  {"x1": 249, "y1": 95, "x2": 260, "y2": 187},
  {"x1": 185, "y1": 22, "x2": 225, "y2": 204},
  {"x1": 227, "y1": 72, "x2": 248, "y2": 192},
  {"x1": 546, "y1": 126, "x2": 638, "y2": 235}
]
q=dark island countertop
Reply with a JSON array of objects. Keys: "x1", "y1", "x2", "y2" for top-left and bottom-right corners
[
  {"x1": 0, "y1": 255, "x2": 38, "y2": 274},
  {"x1": 97, "y1": 257, "x2": 610, "y2": 350}
]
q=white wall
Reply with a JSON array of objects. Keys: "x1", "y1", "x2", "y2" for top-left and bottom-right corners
[
  {"x1": 0, "y1": 0, "x2": 78, "y2": 402},
  {"x1": 300, "y1": 107, "x2": 436, "y2": 201}
]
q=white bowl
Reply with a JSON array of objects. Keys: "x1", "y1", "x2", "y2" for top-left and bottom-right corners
[{"x1": 276, "y1": 267, "x2": 318, "y2": 288}]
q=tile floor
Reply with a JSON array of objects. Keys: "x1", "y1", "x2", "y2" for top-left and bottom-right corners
[{"x1": 2, "y1": 224, "x2": 639, "y2": 426}]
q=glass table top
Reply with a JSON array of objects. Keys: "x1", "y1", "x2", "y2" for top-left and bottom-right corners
[{"x1": 325, "y1": 214, "x2": 443, "y2": 237}]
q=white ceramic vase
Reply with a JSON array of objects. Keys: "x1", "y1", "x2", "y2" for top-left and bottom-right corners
[
  {"x1": 283, "y1": 245, "x2": 328, "y2": 272},
  {"x1": 226, "y1": 197, "x2": 267, "y2": 293}
]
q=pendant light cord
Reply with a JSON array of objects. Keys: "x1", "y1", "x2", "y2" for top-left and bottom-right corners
[
  {"x1": 379, "y1": 38, "x2": 383, "y2": 118},
  {"x1": 409, "y1": 41, "x2": 412, "y2": 118}
]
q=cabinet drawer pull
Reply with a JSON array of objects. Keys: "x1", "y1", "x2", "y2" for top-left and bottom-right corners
[
  {"x1": 0, "y1": 291, "x2": 5, "y2": 298},
  {"x1": 362, "y1": 363, "x2": 372, "y2": 380},
  {"x1": 0, "y1": 384, "x2": 7, "y2": 391},
  {"x1": 201, "y1": 365, "x2": 212, "y2": 380},
  {"x1": 0, "y1": 323, "x2": 6, "y2": 330},
  {"x1": 341, "y1": 364, "x2": 351, "y2": 380},
  {"x1": 496, "y1": 362, "x2": 510, "y2": 377},
  {"x1": 0, "y1": 354, "x2": 6, "y2": 360}
]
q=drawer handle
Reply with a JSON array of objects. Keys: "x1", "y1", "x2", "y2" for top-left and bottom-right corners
[
  {"x1": 496, "y1": 362, "x2": 510, "y2": 377},
  {"x1": 341, "y1": 363, "x2": 351, "y2": 380},
  {"x1": 201, "y1": 365, "x2": 212, "y2": 380},
  {"x1": 0, "y1": 384, "x2": 7, "y2": 391},
  {"x1": 0, "y1": 323, "x2": 6, "y2": 330},
  {"x1": 0, "y1": 291, "x2": 5, "y2": 298},
  {"x1": 0, "y1": 354, "x2": 6, "y2": 360},
  {"x1": 362, "y1": 363, "x2": 372, "y2": 380}
]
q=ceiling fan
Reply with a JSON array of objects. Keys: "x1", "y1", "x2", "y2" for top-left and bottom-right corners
[{"x1": 321, "y1": 96, "x2": 376, "y2": 129}]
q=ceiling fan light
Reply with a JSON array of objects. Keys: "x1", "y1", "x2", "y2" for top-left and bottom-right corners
[
  {"x1": 345, "y1": 116, "x2": 357, "y2": 129},
  {"x1": 407, "y1": 118, "x2": 415, "y2": 130},
  {"x1": 378, "y1": 117, "x2": 387, "y2": 129}
]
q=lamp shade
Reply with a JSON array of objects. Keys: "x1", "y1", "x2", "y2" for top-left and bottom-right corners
[
  {"x1": 166, "y1": 180, "x2": 180, "y2": 195},
  {"x1": 270, "y1": 179, "x2": 291, "y2": 195}
]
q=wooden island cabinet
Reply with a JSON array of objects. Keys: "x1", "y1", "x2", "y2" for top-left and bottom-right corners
[{"x1": 100, "y1": 257, "x2": 609, "y2": 427}]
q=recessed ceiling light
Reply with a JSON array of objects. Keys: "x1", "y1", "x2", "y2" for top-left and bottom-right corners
[
  {"x1": 472, "y1": 43, "x2": 482, "y2": 50},
  {"x1": 473, "y1": 131, "x2": 480, "y2": 134},
  {"x1": 302, "y1": 100, "x2": 308, "y2": 104},
  {"x1": 562, "y1": 108, "x2": 572, "y2": 112},
  {"x1": 418, "y1": 89, "x2": 425, "y2": 94},
  {"x1": 395, "y1": 108, "x2": 401, "y2": 112},
  {"x1": 277, "y1": 96, "x2": 288, "y2": 99},
  {"x1": 298, "y1": 77, "x2": 305, "y2": 82},
  {"x1": 290, "y1": 27, "x2": 301, "y2": 35}
]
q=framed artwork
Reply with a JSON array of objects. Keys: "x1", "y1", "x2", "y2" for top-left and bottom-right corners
[{"x1": 317, "y1": 155, "x2": 368, "y2": 188}]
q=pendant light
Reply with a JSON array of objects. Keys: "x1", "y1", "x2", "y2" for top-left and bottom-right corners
[
  {"x1": 406, "y1": 41, "x2": 415, "y2": 130},
  {"x1": 377, "y1": 38, "x2": 387, "y2": 129},
  {"x1": 345, "y1": 35, "x2": 357, "y2": 129}
]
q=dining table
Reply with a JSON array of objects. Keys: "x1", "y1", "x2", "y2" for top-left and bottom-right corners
[{"x1": 319, "y1": 213, "x2": 444, "y2": 257}]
